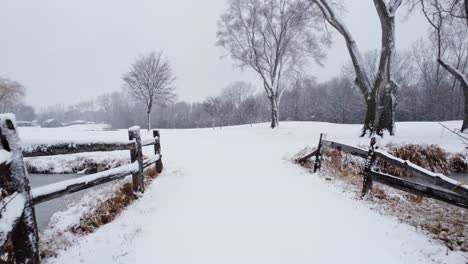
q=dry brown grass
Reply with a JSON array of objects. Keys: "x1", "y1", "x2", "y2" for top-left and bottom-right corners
[
  {"x1": 386, "y1": 144, "x2": 450, "y2": 174},
  {"x1": 449, "y1": 153, "x2": 468, "y2": 173},
  {"x1": 72, "y1": 182, "x2": 134, "y2": 234},
  {"x1": 72, "y1": 167, "x2": 159, "y2": 235},
  {"x1": 39, "y1": 166, "x2": 161, "y2": 259},
  {"x1": 294, "y1": 144, "x2": 468, "y2": 252},
  {"x1": 144, "y1": 166, "x2": 159, "y2": 179}
]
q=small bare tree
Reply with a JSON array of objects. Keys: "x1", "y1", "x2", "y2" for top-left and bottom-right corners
[
  {"x1": 240, "y1": 96, "x2": 261, "y2": 125},
  {"x1": 310, "y1": 0, "x2": 403, "y2": 136},
  {"x1": 217, "y1": 0, "x2": 329, "y2": 128},
  {"x1": 122, "y1": 52, "x2": 176, "y2": 130},
  {"x1": 221, "y1": 81, "x2": 255, "y2": 123},
  {"x1": 203, "y1": 96, "x2": 222, "y2": 128}
]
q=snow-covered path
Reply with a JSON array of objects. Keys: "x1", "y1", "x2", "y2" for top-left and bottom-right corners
[{"x1": 44, "y1": 123, "x2": 467, "y2": 263}]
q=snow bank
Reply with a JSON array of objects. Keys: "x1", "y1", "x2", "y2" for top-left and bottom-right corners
[
  {"x1": 31, "y1": 162, "x2": 139, "y2": 200},
  {"x1": 19, "y1": 124, "x2": 157, "y2": 174},
  {"x1": 25, "y1": 152, "x2": 129, "y2": 174},
  {"x1": 39, "y1": 177, "x2": 133, "y2": 257}
]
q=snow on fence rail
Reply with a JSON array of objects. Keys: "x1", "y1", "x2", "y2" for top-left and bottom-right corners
[
  {"x1": 298, "y1": 133, "x2": 468, "y2": 209},
  {"x1": 0, "y1": 114, "x2": 164, "y2": 264}
]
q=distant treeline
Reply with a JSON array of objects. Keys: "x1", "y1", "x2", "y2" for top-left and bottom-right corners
[
  {"x1": 32, "y1": 47, "x2": 464, "y2": 129},
  {"x1": 3, "y1": 45, "x2": 465, "y2": 129}
]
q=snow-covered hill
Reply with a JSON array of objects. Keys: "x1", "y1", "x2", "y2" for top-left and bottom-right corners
[{"x1": 19, "y1": 121, "x2": 468, "y2": 264}]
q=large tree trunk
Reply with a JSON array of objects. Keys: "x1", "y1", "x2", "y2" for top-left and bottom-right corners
[
  {"x1": 373, "y1": 81, "x2": 396, "y2": 136},
  {"x1": 312, "y1": 0, "x2": 401, "y2": 137},
  {"x1": 147, "y1": 111, "x2": 151, "y2": 131},
  {"x1": 269, "y1": 96, "x2": 279, "y2": 129},
  {"x1": 379, "y1": 81, "x2": 397, "y2": 135},
  {"x1": 363, "y1": 0, "x2": 400, "y2": 137},
  {"x1": 462, "y1": 87, "x2": 468, "y2": 132},
  {"x1": 362, "y1": 81, "x2": 397, "y2": 136},
  {"x1": 362, "y1": 97, "x2": 377, "y2": 136}
]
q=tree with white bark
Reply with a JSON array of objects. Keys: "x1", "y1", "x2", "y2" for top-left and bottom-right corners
[
  {"x1": 217, "y1": 0, "x2": 330, "y2": 128},
  {"x1": 310, "y1": 0, "x2": 403, "y2": 136},
  {"x1": 122, "y1": 52, "x2": 176, "y2": 131}
]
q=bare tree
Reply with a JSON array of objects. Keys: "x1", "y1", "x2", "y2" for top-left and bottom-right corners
[
  {"x1": 411, "y1": 0, "x2": 467, "y2": 23},
  {"x1": 203, "y1": 96, "x2": 222, "y2": 129},
  {"x1": 310, "y1": 0, "x2": 403, "y2": 136},
  {"x1": 239, "y1": 96, "x2": 261, "y2": 125},
  {"x1": 0, "y1": 77, "x2": 25, "y2": 112},
  {"x1": 217, "y1": 0, "x2": 329, "y2": 128},
  {"x1": 122, "y1": 52, "x2": 176, "y2": 130},
  {"x1": 414, "y1": 0, "x2": 468, "y2": 131},
  {"x1": 220, "y1": 81, "x2": 255, "y2": 123}
]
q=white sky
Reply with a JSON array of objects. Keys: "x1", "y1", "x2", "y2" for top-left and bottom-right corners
[{"x1": 0, "y1": 1, "x2": 428, "y2": 110}]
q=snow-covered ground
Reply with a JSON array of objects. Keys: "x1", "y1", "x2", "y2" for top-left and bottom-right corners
[{"x1": 19, "y1": 121, "x2": 468, "y2": 264}]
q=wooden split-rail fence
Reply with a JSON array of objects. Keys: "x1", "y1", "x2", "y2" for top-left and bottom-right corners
[
  {"x1": 298, "y1": 133, "x2": 468, "y2": 209},
  {"x1": 0, "y1": 115, "x2": 163, "y2": 263}
]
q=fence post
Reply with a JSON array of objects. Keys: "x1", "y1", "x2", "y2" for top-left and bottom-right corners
[
  {"x1": 313, "y1": 133, "x2": 324, "y2": 173},
  {"x1": 0, "y1": 115, "x2": 40, "y2": 263},
  {"x1": 361, "y1": 137, "x2": 377, "y2": 199},
  {"x1": 128, "y1": 127, "x2": 144, "y2": 195},
  {"x1": 153, "y1": 130, "x2": 163, "y2": 173}
]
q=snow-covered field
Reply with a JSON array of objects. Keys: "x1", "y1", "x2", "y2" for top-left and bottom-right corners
[{"x1": 19, "y1": 121, "x2": 468, "y2": 264}]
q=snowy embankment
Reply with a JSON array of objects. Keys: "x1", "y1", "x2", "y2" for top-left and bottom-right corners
[
  {"x1": 19, "y1": 121, "x2": 467, "y2": 264},
  {"x1": 21, "y1": 124, "x2": 155, "y2": 174}
]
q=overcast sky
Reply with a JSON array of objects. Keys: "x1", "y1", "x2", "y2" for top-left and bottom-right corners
[{"x1": 0, "y1": 1, "x2": 428, "y2": 110}]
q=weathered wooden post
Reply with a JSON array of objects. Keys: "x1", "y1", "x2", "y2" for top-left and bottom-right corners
[
  {"x1": 153, "y1": 130, "x2": 163, "y2": 173},
  {"x1": 313, "y1": 133, "x2": 324, "y2": 173},
  {"x1": 361, "y1": 137, "x2": 377, "y2": 199},
  {"x1": 129, "y1": 126, "x2": 144, "y2": 195},
  {"x1": 0, "y1": 115, "x2": 40, "y2": 263}
]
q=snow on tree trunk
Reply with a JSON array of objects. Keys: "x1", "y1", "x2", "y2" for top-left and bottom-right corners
[
  {"x1": 269, "y1": 96, "x2": 279, "y2": 129},
  {"x1": 365, "y1": 81, "x2": 396, "y2": 136},
  {"x1": 362, "y1": 0, "x2": 400, "y2": 136},
  {"x1": 462, "y1": 87, "x2": 468, "y2": 132},
  {"x1": 362, "y1": 97, "x2": 377, "y2": 136},
  {"x1": 437, "y1": 58, "x2": 468, "y2": 132}
]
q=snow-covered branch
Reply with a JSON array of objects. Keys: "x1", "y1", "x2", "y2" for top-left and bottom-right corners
[{"x1": 437, "y1": 58, "x2": 468, "y2": 88}]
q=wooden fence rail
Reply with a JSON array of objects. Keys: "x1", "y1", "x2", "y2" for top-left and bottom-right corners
[
  {"x1": 298, "y1": 133, "x2": 468, "y2": 209},
  {"x1": 0, "y1": 114, "x2": 164, "y2": 263}
]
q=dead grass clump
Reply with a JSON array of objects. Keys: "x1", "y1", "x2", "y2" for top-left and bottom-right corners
[
  {"x1": 56, "y1": 168, "x2": 159, "y2": 236},
  {"x1": 386, "y1": 144, "x2": 450, "y2": 174},
  {"x1": 46, "y1": 168, "x2": 159, "y2": 239},
  {"x1": 144, "y1": 167, "x2": 159, "y2": 179},
  {"x1": 372, "y1": 185, "x2": 387, "y2": 200},
  {"x1": 322, "y1": 149, "x2": 364, "y2": 178},
  {"x1": 72, "y1": 182, "x2": 134, "y2": 235},
  {"x1": 449, "y1": 153, "x2": 468, "y2": 173}
]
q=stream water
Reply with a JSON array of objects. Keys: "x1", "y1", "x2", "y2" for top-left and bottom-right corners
[{"x1": 28, "y1": 174, "x2": 88, "y2": 231}]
